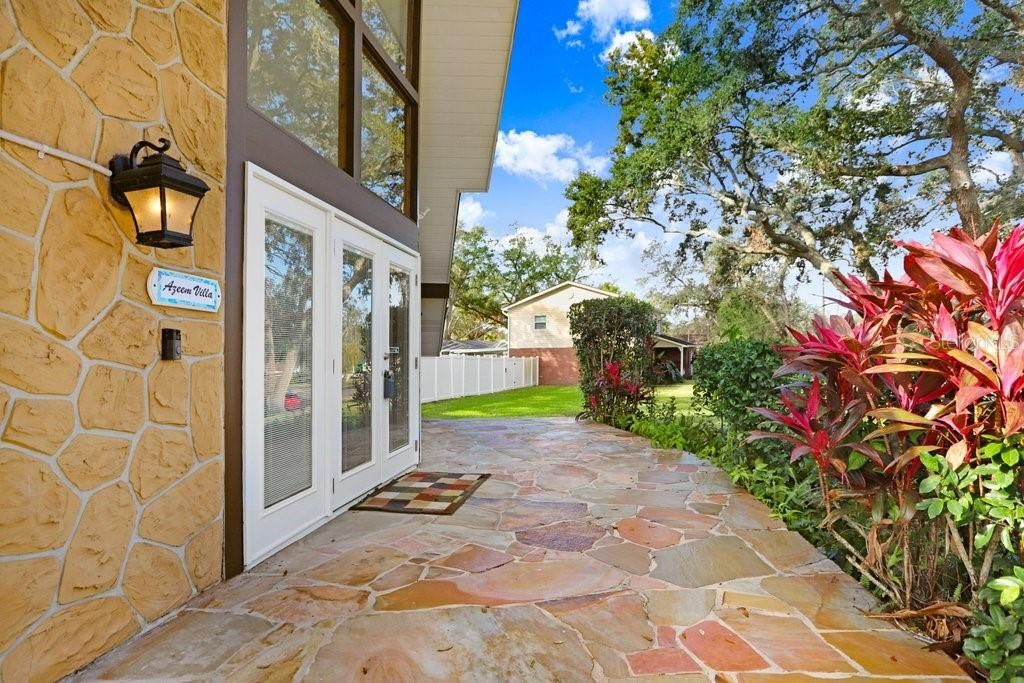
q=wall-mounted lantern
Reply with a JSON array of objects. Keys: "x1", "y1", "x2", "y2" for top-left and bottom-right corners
[{"x1": 109, "y1": 138, "x2": 210, "y2": 249}]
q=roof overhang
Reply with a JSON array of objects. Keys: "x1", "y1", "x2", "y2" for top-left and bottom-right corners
[
  {"x1": 418, "y1": 0, "x2": 519, "y2": 355},
  {"x1": 653, "y1": 334, "x2": 699, "y2": 349},
  {"x1": 501, "y1": 281, "x2": 615, "y2": 314}
]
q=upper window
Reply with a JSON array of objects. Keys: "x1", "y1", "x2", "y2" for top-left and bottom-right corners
[
  {"x1": 247, "y1": 0, "x2": 418, "y2": 218},
  {"x1": 361, "y1": 52, "x2": 408, "y2": 213},
  {"x1": 534, "y1": 315, "x2": 547, "y2": 330},
  {"x1": 362, "y1": 0, "x2": 413, "y2": 73},
  {"x1": 247, "y1": 0, "x2": 352, "y2": 169}
]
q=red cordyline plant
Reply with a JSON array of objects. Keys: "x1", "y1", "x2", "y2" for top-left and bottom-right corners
[
  {"x1": 751, "y1": 224, "x2": 1024, "y2": 618},
  {"x1": 583, "y1": 360, "x2": 654, "y2": 427}
]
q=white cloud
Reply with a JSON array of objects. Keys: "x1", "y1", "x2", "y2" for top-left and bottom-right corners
[
  {"x1": 578, "y1": 0, "x2": 651, "y2": 39},
  {"x1": 457, "y1": 196, "x2": 491, "y2": 226},
  {"x1": 500, "y1": 209, "x2": 573, "y2": 254},
  {"x1": 566, "y1": 80, "x2": 585, "y2": 94},
  {"x1": 979, "y1": 149, "x2": 1015, "y2": 186},
  {"x1": 495, "y1": 130, "x2": 609, "y2": 184},
  {"x1": 600, "y1": 29, "x2": 653, "y2": 62},
  {"x1": 553, "y1": 19, "x2": 583, "y2": 41},
  {"x1": 566, "y1": 39, "x2": 585, "y2": 49}
]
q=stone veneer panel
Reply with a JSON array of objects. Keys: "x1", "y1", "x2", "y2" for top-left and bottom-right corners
[
  {"x1": 79, "y1": 366, "x2": 146, "y2": 433},
  {"x1": 0, "y1": 155, "x2": 48, "y2": 235},
  {"x1": 37, "y1": 189, "x2": 123, "y2": 338},
  {"x1": 57, "y1": 435, "x2": 132, "y2": 491},
  {"x1": 129, "y1": 427, "x2": 195, "y2": 500},
  {"x1": 132, "y1": 9, "x2": 178, "y2": 64},
  {"x1": 0, "y1": 50, "x2": 98, "y2": 182},
  {"x1": 0, "y1": 557, "x2": 60, "y2": 651},
  {"x1": 80, "y1": 302, "x2": 159, "y2": 369},
  {"x1": 72, "y1": 38, "x2": 162, "y2": 121},
  {"x1": 3, "y1": 399, "x2": 75, "y2": 455},
  {"x1": 123, "y1": 543, "x2": 191, "y2": 621},
  {"x1": 0, "y1": 1, "x2": 227, "y2": 677},
  {"x1": 0, "y1": 318, "x2": 81, "y2": 395},
  {"x1": 0, "y1": 230, "x2": 33, "y2": 317},
  {"x1": 0, "y1": 449, "x2": 80, "y2": 555},
  {"x1": 58, "y1": 483, "x2": 136, "y2": 604}
]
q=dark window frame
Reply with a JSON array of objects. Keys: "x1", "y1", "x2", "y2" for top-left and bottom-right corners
[{"x1": 244, "y1": 0, "x2": 420, "y2": 220}]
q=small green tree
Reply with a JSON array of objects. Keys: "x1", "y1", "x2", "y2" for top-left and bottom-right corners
[
  {"x1": 446, "y1": 225, "x2": 594, "y2": 340},
  {"x1": 692, "y1": 340, "x2": 782, "y2": 433},
  {"x1": 568, "y1": 297, "x2": 660, "y2": 427}
]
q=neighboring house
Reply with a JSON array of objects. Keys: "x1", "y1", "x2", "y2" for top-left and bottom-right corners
[
  {"x1": 652, "y1": 334, "x2": 699, "y2": 380},
  {"x1": 0, "y1": 1, "x2": 518, "y2": 677},
  {"x1": 503, "y1": 282, "x2": 700, "y2": 384},
  {"x1": 441, "y1": 340, "x2": 508, "y2": 356},
  {"x1": 504, "y1": 282, "x2": 613, "y2": 384}
]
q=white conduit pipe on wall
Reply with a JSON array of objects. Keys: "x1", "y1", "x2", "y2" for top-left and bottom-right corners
[{"x1": 0, "y1": 129, "x2": 112, "y2": 177}]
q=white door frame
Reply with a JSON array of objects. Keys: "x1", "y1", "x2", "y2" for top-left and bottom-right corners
[
  {"x1": 382, "y1": 246, "x2": 420, "y2": 483},
  {"x1": 243, "y1": 163, "x2": 420, "y2": 568}
]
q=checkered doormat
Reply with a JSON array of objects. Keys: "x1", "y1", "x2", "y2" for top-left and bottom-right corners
[{"x1": 352, "y1": 472, "x2": 491, "y2": 515}]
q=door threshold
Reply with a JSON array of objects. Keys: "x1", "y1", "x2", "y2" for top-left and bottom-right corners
[{"x1": 246, "y1": 464, "x2": 420, "y2": 570}]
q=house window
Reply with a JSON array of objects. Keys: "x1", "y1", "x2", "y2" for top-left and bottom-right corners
[
  {"x1": 362, "y1": 0, "x2": 415, "y2": 75},
  {"x1": 246, "y1": 0, "x2": 419, "y2": 218},
  {"x1": 534, "y1": 315, "x2": 547, "y2": 330},
  {"x1": 361, "y1": 52, "x2": 409, "y2": 213},
  {"x1": 247, "y1": 0, "x2": 353, "y2": 170}
]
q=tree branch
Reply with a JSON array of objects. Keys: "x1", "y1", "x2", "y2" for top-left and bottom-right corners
[
  {"x1": 979, "y1": 0, "x2": 1024, "y2": 34},
  {"x1": 828, "y1": 153, "x2": 950, "y2": 178}
]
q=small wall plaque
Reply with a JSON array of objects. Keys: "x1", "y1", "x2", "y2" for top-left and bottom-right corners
[{"x1": 147, "y1": 268, "x2": 221, "y2": 313}]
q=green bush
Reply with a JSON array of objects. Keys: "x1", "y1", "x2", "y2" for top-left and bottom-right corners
[
  {"x1": 692, "y1": 339, "x2": 782, "y2": 432},
  {"x1": 965, "y1": 571, "x2": 1024, "y2": 681},
  {"x1": 568, "y1": 296, "x2": 659, "y2": 428}
]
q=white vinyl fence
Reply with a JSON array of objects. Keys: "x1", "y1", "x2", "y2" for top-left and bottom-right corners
[{"x1": 421, "y1": 356, "x2": 539, "y2": 403}]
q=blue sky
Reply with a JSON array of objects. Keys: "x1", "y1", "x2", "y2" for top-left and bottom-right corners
[
  {"x1": 457, "y1": 0, "x2": 989, "y2": 311},
  {"x1": 457, "y1": 1, "x2": 681, "y2": 294}
]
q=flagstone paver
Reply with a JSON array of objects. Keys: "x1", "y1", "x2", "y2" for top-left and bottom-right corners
[{"x1": 75, "y1": 418, "x2": 970, "y2": 681}]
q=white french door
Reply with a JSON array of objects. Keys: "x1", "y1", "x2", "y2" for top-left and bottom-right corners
[
  {"x1": 243, "y1": 165, "x2": 420, "y2": 567},
  {"x1": 330, "y1": 219, "x2": 420, "y2": 508}
]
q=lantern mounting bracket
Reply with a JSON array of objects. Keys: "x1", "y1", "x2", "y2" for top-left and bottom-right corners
[{"x1": 108, "y1": 138, "x2": 173, "y2": 208}]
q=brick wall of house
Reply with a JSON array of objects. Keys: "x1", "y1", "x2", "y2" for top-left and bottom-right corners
[{"x1": 510, "y1": 347, "x2": 580, "y2": 385}]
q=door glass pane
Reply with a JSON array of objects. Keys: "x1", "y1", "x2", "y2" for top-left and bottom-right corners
[
  {"x1": 342, "y1": 250, "x2": 373, "y2": 472},
  {"x1": 361, "y1": 54, "x2": 407, "y2": 212},
  {"x1": 248, "y1": 0, "x2": 345, "y2": 166},
  {"x1": 363, "y1": 0, "x2": 410, "y2": 72},
  {"x1": 263, "y1": 219, "x2": 314, "y2": 508},
  {"x1": 388, "y1": 268, "x2": 410, "y2": 452}
]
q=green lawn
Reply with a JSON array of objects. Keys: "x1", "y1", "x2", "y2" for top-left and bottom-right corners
[{"x1": 422, "y1": 382, "x2": 695, "y2": 419}]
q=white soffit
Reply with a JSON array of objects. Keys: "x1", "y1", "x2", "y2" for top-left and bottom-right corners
[{"x1": 417, "y1": 0, "x2": 518, "y2": 285}]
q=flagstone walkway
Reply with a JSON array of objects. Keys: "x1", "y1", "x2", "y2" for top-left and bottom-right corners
[{"x1": 77, "y1": 418, "x2": 968, "y2": 682}]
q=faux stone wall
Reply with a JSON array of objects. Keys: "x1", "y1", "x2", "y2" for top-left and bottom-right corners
[{"x1": 0, "y1": 0, "x2": 226, "y2": 680}]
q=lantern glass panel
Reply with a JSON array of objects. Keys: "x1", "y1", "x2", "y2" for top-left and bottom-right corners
[
  {"x1": 163, "y1": 188, "x2": 202, "y2": 233},
  {"x1": 123, "y1": 186, "x2": 201, "y2": 234},
  {"x1": 123, "y1": 187, "x2": 163, "y2": 233}
]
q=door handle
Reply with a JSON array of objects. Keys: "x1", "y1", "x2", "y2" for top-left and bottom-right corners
[{"x1": 383, "y1": 369, "x2": 396, "y2": 400}]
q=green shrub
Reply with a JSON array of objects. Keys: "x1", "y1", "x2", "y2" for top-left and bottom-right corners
[
  {"x1": 692, "y1": 339, "x2": 782, "y2": 432},
  {"x1": 568, "y1": 296, "x2": 659, "y2": 428},
  {"x1": 965, "y1": 570, "x2": 1024, "y2": 681}
]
